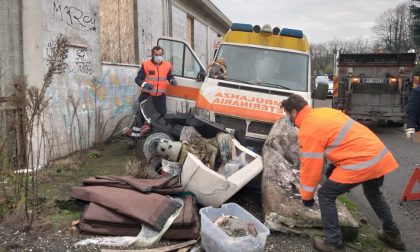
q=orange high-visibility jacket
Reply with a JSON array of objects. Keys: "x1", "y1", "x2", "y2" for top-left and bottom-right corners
[
  {"x1": 142, "y1": 60, "x2": 172, "y2": 96},
  {"x1": 295, "y1": 106, "x2": 398, "y2": 200}
]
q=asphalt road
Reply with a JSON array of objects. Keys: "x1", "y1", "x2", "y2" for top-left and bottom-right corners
[
  {"x1": 349, "y1": 128, "x2": 420, "y2": 252},
  {"x1": 314, "y1": 98, "x2": 420, "y2": 251}
]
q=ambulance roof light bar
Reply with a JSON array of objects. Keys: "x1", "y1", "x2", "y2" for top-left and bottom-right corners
[{"x1": 230, "y1": 23, "x2": 304, "y2": 39}]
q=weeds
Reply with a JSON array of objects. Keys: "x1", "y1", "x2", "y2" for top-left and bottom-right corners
[
  {"x1": 9, "y1": 34, "x2": 69, "y2": 228},
  {"x1": 47, "y1": 209, "x2": 81, "y2": 229},
  {"x1": 338, "y1": 195, "x2": 358, "y2": 214},
  {"x1": 87, "y1": 150, "x2": 100, "y2": 159}
]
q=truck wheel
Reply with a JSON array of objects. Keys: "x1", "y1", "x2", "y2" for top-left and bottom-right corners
[
  {"x1": 332, "y1": 98, "x2": 338, "y2": 109},
  {"x1": 387, "y1": 121, "x2": 404, "y2": 127},
  {"x1": 141, "y1": 132, "x2": 173, "y2": 161}
]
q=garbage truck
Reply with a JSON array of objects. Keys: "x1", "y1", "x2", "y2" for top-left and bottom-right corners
[
  {"x1": 158, "y1": 23, "x2": 326, "y2": 148},
  {"x1": 332, "y1": 53, "x2": 416, "y2": 126}
]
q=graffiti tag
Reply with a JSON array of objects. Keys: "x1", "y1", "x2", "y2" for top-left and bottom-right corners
[
  {"x1": 70, "y1": 48, "x2": 94, "y2": 75},
  {"x1": 141, "y1": 29, "x2": 154, "y2": 60},
  {"x1": 53, "y1": 2, "x2": 96, "y2": 32}
]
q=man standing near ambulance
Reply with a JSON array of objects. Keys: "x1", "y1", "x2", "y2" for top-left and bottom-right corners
[
  {"x1": 280, "y1": 94, "x2": 405, "y2": 252},
  {"x1": 135, "y1": 45, "x2": 177, "y2": 125},
  {"x1": 405, "y1": 84, "x2": 420, "y2": 142}
]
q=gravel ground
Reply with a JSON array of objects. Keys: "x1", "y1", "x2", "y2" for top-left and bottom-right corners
[{"x1": 0, "y1": 187, "x2": 316, "y2": 252}]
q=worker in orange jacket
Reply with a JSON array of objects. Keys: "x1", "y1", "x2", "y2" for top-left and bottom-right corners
[
  {"x1": 281, "y1": 94, "x2": 404, "y2": 252},
  {"x1": 135, "y1": 45, "x2": 177, "y2": 125}
]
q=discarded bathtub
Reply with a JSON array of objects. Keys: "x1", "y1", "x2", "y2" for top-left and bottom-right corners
[{"x1": 181, "y1": 139, "x2": 263, "y2": 207}]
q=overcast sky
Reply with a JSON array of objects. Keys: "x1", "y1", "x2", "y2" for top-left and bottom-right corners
[{"x1": 211, "y1": 0, "x2": 408, "y2": 43}]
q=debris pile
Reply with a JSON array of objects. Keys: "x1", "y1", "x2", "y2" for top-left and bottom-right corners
[{"x1": 69, "y1": 175, "x2": 200, "y2": 247}]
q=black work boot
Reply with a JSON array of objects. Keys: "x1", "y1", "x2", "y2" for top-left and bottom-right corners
[
  {"x1": 377, "y1": 229, "x2": 405, "y2": 250},
  {"x1": 312, "y1": 237, "x2": 345, "y2": 252}
]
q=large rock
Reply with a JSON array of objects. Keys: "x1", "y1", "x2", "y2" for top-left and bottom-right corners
[{"x1": 262, "y1": 118, "x2": 359, "y2": 238}]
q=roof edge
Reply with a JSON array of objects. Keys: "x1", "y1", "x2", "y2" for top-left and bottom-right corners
[{"x1": 201, "y1": 0, "x2": 232, "y2": 29}]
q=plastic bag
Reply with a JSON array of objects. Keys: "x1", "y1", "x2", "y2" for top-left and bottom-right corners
[
  {"x1": 221, "y1": 152, "x2": 248, "y2": 177},
  {"x1": 161, "y1": 159, "x2": 182, "y2": 176}
]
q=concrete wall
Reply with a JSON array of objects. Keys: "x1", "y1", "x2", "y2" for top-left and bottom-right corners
[
  {"x1": 137, "y1": 0, "x2": 164, "y2": 62},
  {"x1": 16, "y1": 0, "x2": 229, "y2": 166},
  {"x1": 171, "y1": 5, "x2": 188, "y2": 42},
  {"x1": 0, "y1": 0, "x2": 23, "y2": 96},
  {"x1": 172, "y1": 0, "x2": 228, "y2": 67},
  {"x1": 44, "y1": 0, "x2": 102, "y2": 158},
  {"x1": 20, "y1": 0, "x2": 104, "y2": 164}
]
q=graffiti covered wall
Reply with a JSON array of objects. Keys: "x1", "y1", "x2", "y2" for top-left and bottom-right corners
[
  {"x1": 38, "y1": 0, "x2": 140, "y2": 162},
  {"x1": 20, "y1": 0, "x2": 229, "y2": 166},
  {"x1": 137, "y1": 0, "x2": 163, "y2": 63}
]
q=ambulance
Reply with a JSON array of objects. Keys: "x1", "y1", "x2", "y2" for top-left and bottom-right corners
[{"x1": 159, "y1": 23, "x2": 323, "y2": 146}]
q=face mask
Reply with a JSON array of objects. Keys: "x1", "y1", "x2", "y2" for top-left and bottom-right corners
[
  {"x1": 154, "y1": 56, "x2": 163, "y2": 64},
  {"x1": 284, "y1": 116, "x2": 294, "y2": 126}
]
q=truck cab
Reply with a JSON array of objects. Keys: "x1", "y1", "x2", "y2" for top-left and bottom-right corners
[{"x1": 159, "y1": 23, "x2": 313, "y2": 147}]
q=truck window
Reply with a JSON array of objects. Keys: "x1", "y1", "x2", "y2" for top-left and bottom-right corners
[
  {"x1": 159, "y1": 39, "x2": 203, "y2": 79},
  {"x1": 216, "y1": 44, "x2": 309, "y2": 92}
]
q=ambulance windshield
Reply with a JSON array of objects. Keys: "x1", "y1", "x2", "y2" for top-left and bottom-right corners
[{"x1": 216, "y1": 44, "x2": 309, "y2": 92}]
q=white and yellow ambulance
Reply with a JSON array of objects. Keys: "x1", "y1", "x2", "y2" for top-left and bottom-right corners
[{"x1": 159, "y1": 23, "x2": 317, "y2": 146}]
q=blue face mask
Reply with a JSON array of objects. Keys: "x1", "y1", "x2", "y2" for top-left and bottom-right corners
[{"x1": 154, "y1": 56, "x2": 163, "y2": 64}]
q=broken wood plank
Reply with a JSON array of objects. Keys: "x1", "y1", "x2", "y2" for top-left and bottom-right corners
[{"x1": 101, "y1": 239, "x2": 197, "y2": 252}]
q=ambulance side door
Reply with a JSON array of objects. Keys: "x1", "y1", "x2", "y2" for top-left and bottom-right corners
[{"x1": 157, "y1": 37, "x2": 207, "y2": 114}]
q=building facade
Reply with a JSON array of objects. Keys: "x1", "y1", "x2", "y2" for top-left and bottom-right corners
[{"x1": 0, "y1": 0, "x2": 230, "y2": 167}]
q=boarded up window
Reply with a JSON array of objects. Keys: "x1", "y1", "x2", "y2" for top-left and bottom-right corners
[{"x1": 100, "y1": 0, "x2": 136, "y2": 64}]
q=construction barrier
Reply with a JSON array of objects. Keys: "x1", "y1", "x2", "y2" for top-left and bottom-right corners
[{"x1": 400, "y1": 167, "x2": 420, "y2": 204}]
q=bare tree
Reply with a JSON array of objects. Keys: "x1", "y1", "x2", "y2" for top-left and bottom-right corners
[
  {"x1": 411, "y1": 0, "x2": 420, "y2": 50},
  {"x1": 311, "y1": 37, "x2": 374, "y2": 75},
  {"x1": 373, "y1": 1, "x2": 412, "y2": 53}
]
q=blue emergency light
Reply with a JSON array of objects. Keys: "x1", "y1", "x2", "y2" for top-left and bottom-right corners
[
  {"x1": 280, "y1": 28, "x2": 304, "y2": 39},
  {"x1": 230, "y1": 23, "x2": 253, "y2": 32},
  {"x1": 231, "y1": 23, "x2": 304, "y2": 39}
]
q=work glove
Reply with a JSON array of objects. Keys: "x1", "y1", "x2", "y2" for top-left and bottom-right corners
[
  {"x1": 302, "y1": 199, "x2": 315, "y2": 208},
  {"x1": 405, "y1": 128, "x2": 416, "y2": 141},
  {"x1": 169, "y1": 78, "x2": 177, "y2": 86},
  {"x1": 141, "y1": 82, "x2": 153, "y2": 90}
]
